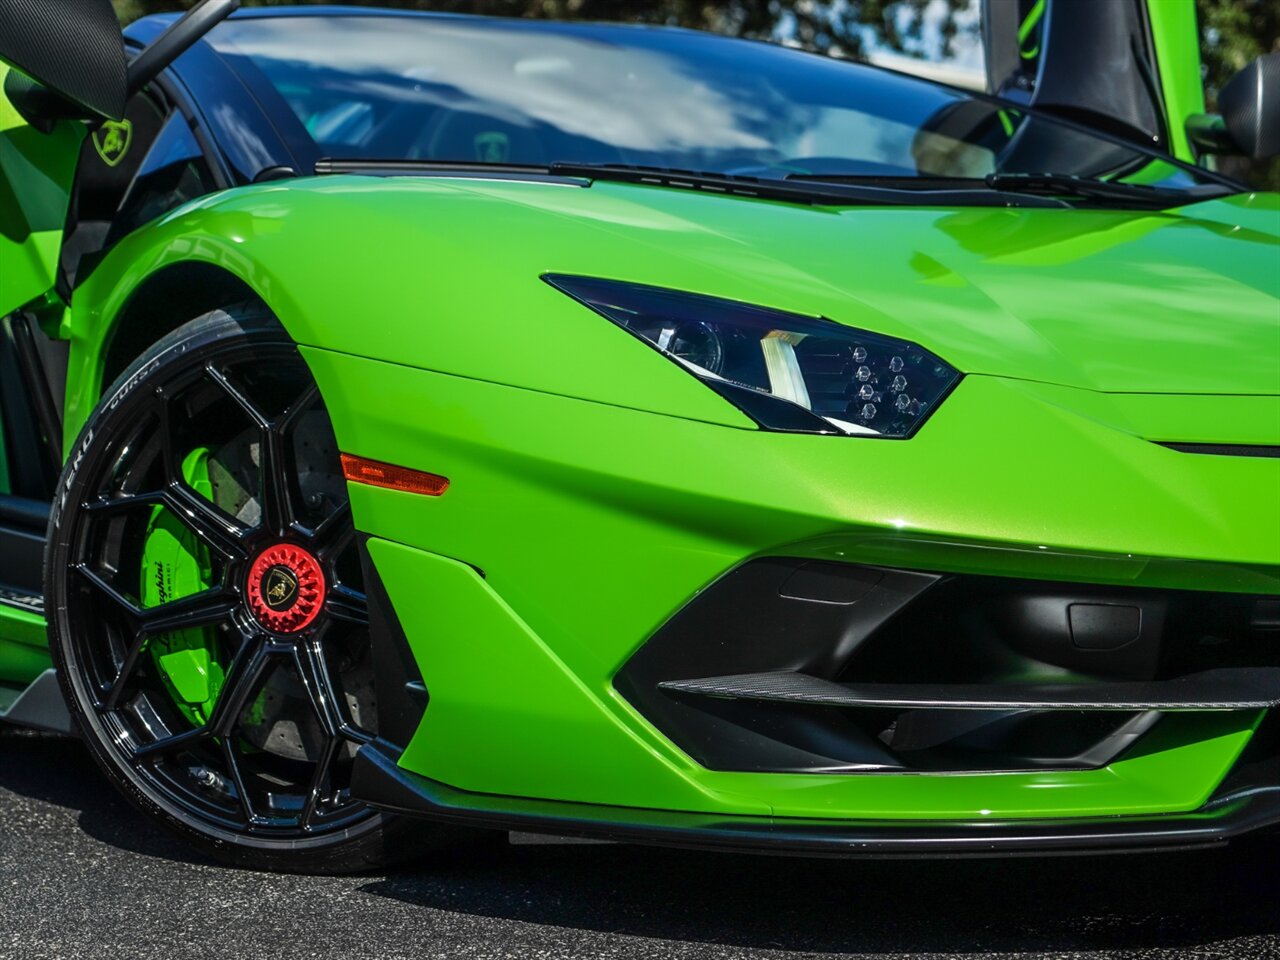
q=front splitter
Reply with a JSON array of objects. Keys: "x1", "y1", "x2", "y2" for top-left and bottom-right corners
[{"x1": 352, "y1": 740, "x2": 1280, "y2": 859}]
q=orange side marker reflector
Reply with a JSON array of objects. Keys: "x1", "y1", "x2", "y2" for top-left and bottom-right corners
[{"x1": 341, "y1": 454, "x2": 450, "y2": 497}]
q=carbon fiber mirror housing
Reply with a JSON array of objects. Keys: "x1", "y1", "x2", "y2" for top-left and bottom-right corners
[
  {"x1": 0, "y1": 0, "x2": 127, "y2": 123},
  {"x1": 1219, "y1": 53, "x2": 1280, "y2": 160},
  {"x1": 0, "y1": 0, "x2": 239, "y2": 129}
]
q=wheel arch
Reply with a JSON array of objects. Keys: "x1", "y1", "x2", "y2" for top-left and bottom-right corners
[
  {"x1": 63, "y1": 256, "x2": 289, "y2": 453},
  {"x1": 100, "y1": 261, "x2": 265, "y2": 389}
]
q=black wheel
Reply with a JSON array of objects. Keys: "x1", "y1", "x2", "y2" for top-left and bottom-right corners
[{"x1": 47, "y1": 306, "x2": 441, "y2": 873}]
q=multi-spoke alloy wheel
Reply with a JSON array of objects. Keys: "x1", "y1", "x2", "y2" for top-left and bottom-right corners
[{"x1": 47, "y1": 307, "x2": 432, "y2": 872}]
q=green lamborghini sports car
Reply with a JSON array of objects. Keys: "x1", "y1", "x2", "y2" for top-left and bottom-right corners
[{"x1": 0, "y1": 0, "x2": 1278, "y2": 873}]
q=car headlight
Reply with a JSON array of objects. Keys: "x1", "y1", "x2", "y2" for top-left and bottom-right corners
[{"x1": 545, "y1": 275, "x2": 961, "y2": 438}]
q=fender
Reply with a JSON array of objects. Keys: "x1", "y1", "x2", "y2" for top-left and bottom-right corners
[{"x1": 63, "y1": 176, "x2": 754, "y2": 451}]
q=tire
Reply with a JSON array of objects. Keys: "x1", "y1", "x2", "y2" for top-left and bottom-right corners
[{"x1": 46, "y1": 305, "x2": 447, "y2": 873}]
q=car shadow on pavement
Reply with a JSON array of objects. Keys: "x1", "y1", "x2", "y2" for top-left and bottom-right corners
[
  {"x1": 0, "y1": 728, "x2": 215, "y2": 867},
  {"x1": 362, "y1": 830, "x2": 1280, "y2": 955},
  {"x1": 5, "y1": 727, "x2": 1275, "y2": 955}
]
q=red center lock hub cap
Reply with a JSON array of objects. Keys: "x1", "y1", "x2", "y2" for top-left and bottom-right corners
[{"x1": 246, "y1": 544, "x2": 326, "y2": 634}]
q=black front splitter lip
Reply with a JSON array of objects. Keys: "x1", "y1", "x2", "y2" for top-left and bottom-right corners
[{"x1": 351, "y1": 741, "x2": 1280, "y2": 860}]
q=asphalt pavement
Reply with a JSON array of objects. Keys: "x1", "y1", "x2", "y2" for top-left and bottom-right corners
[{"x1": 1, "y1": 726, "x2": 1277, "y2": 960}]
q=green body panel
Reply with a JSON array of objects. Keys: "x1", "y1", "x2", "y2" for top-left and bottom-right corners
[
  {"x1": 0, "y1": 639, "x2": 52, "y2": 687},
  {"x1": 0, "y1": 65, "x2": 78, "y2": 682},
  {"x1": 367, "y1": 536, "x2": 1258, "y2": 818},
  {"x1": 1096, "y1": 391, "x2": 1280, "y2": 446},
  {"x1": 298, "y1": 341, "x2": 1274, "y2": 817},
  {"x1": 1145, "y1": 0, "x2": 1208, "y2": 162},
  {"x1": 301, "y1": 348, "x2": 1280, "y2": 593},
  {"x1": 0, "y1": 64, "x2": 82, "y2": 317},
  {"x1": 49, "y1": 171, "x2": 1277, "y2": 818},
  {"x1": 0, "y1": 606, "x2": 51, "y2": 687},
  {"x1": 0, "y1": 60, "x2": 75, "y2": 526},
  {"x1": 64, "y1": 180, "x2": 1280, "y2": 452},
  {"x1": 0, "y1": 9, "x2": 1272, "y2": 819}
]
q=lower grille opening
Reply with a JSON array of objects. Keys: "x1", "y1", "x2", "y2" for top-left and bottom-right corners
[
  {"x1": 847, "y1": 575, "x2": 1280, "y2": 686},
  {"x1": 616, "y1": 558, "x2": 1280, "y2": 775},
  {"x1": 869, "y1": 707, "x2": 1156, "y2": 771}
]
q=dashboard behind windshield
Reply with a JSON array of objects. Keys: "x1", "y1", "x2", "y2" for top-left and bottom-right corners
[{"x1": 210, "y1": 14, "x2": 1209, "y2": 191}]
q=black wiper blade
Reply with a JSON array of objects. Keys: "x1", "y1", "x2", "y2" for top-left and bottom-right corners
[
  {"x1": 316, "y1": 158, "x2": 553, "y2": 174},
  {"x1": 984, "y1": 172, "x2": 1232, "y2": 208},
  {"x1": 789, "y1": 171, "x2": 1234, "y2": 209},
  {"x1": 314, "y1": 158, "x2": 574, "y2": 182},
  {"x1": 786, "y1": 174, "x2": 983, "y2": 189},
  {"x1": 548, "y1": 162, "x2": 907, "y2": 206},
  {"x1": 549, "y1": 163, "x2": 1068, "y2": 208}
]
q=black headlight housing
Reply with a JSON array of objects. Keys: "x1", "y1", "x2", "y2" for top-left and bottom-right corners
[{"x1": 545, "y1": 275, "x2": 961, "y2": 438}]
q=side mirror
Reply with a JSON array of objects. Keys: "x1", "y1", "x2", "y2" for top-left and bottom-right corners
[
  {"x1": 1188, "y1": 53, "x2": 1280, "y2": 160},
  {"x1": 1, "y1": 0, "x2": 238, "y2": 130}
]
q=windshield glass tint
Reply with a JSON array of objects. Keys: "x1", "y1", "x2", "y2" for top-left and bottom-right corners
[{"x1": 211, "y1": 15, "x2": 1204, "y2": 188}]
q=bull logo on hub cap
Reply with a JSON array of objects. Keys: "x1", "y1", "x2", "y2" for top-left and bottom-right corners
[
  {"x1": 263, "y1": 566, "x2": 299, "y2": 610},
  {"x1": 247, "y1": 545, "x2": 326, "y2": 633}
]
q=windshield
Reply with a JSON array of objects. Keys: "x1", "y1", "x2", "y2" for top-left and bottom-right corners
[{"x1": 210, "y1": 14, "x2": 1213, "y2": 191}]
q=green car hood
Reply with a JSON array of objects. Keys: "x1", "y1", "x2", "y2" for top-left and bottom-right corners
[
  {"x1": 93, "y1": 176, "x2": 1280, "y2": 403},
  {"x1": 461, "y1": 180, "x2": 1279, "y2": 396}
]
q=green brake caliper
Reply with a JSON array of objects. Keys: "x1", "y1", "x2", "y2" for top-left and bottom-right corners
[{"x1": 141, "y1": 448, "x2": 225, "y2": 726}]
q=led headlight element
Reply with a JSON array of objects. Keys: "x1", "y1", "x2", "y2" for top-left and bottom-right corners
[{"x1": 545, "y1": 275, "x2": 961, "y2": 438}]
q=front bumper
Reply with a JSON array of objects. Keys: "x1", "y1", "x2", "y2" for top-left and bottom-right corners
[{"x1": 303, "y1": 346, "x2": 1280, "y2": 829}]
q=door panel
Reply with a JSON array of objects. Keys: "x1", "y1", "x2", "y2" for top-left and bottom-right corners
[
  {"x1": 59, "y1": 89, "x2": 168, "y2": 288},
  {"x1": 981, "y1": 0, "x2": 1204, "y2": 162},
  {"x1": 1144, "y1": 0, "x2": 1208, "y2": 161},
  {"x1": 0, "y1": 64, "x2": 83, "y2": 316}
]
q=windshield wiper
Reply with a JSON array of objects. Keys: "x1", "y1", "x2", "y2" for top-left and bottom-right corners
[
  {"x1": 548, "y1": 163, "x2": 922, "y2": 206},
  {"x1": 317, "y1": 158, "x2": 918, "y2": 204},
  {"x1": 984, "y1": 172, "x2": 1233, "y2": 208},
  {"x1": 788, "y1": 171, "x2": 1234, "y2": 209},
  {"x1": 319, "y1": 159, "x2": 1215, "y2": 210},
  {"x1": 548, "y1": 163, "x2": 1070, "y2": 208},
  {"x1": 786, "y1": 174, "x2": 982, "y2": 188},
  {"x1": 313, "y1": 159, "x2": 871, "y2": 203},
  {"x1": 314, "y1": 157, "x2": 573, "y2": 180}
]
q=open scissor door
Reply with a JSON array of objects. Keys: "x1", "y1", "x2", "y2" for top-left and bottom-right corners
[
  {"x1": 982, "y1": 0, "x2": 1205, "y2": 161},
  {"x1": 0, "y1": 0, "x2": 128, "y2": 316}
]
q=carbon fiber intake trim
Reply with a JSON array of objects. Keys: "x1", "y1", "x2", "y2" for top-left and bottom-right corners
[
  {"x1": 617, "y1": 558, "x2": 1280, "y2": 773},
  {"x1": 659, "y1": 668, "x2": 1280, "y2": 712},
  {"x1": 1157, "y1": 443, "x2": 1280, "y2": 459}
]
